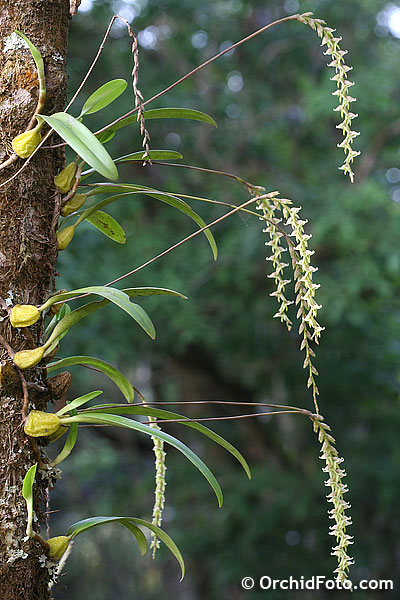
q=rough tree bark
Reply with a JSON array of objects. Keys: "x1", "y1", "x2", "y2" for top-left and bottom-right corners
[{"x1": 0, "y1": 1, "x2": 70, "y2": 598}]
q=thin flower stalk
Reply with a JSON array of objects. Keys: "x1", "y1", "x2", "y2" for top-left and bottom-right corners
[
  {"x1": 312, "y1": 416, "x2": 354, "y2": 583},
  {"x1": 297, "y1": 12, "x2": 360, "y2": 182}
]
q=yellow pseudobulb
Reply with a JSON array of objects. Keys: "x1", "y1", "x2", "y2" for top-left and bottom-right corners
[
  {"x1": 24, "y1": 410, "x2": 61, "y2": 437},
  {"x1": 47, "y1": 536, "x2": 70, "y2": 561},
  {"x1": 12, "y1": 128, "x2": 42, "y2": 159},
  {"x1": 54, "y1": 162, "x2": 77, "y2": 194},
  {"x1": 57, "y1": 226, "x2": 75, "y2": 250},
  {"x1": 14, "y1": 347, "x2": 45, "y2": 370},
  {"x1": 61, "y1": 194, "x2": 87, "y2": 217},
  {"x1": 10, "y1": 304, "x2": 40, "y2": 328}
]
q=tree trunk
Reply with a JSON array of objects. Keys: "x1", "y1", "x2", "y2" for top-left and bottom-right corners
[{"x1": 0, "y1": 1, "x2": 70, "y2": 598}]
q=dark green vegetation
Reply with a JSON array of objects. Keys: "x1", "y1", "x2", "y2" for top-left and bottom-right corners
[{"x1": 51, "y1": 1, "x2": 399, "y2": 598}]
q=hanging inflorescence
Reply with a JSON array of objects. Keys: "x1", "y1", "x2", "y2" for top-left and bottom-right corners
[
  {"x1": 257, "y1": 193, "x2": 323, "y2": 413},
  {"x1": 297, "y1": 12, "x2": 360, "y2": 183},
  {"x1": 313, "y1": 416, "x2": 354, "y2": 584}
]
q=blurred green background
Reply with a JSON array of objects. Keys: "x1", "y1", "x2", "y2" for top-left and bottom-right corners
[{"x1": 50, "y1": 0, "x2": 399, "y2": 598}]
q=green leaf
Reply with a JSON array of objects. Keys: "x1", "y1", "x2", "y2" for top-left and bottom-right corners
[
  {"x1": 101, "y1": 107, "x2": 217, "y2": 137},
  {"x1": 81, "y1": 150, "x2": 183, "y2": 178},
  {"x1": 123, "y1": 287, "x2": 187, "y2": 300},
  {"x1": 43, "y1": 302, "x2": 71, "y2": 339},
  {"x1": 15, "y1": 32, "x2": 45, "y2": 96},
  {"x1": 51, "y1": 410, "x2": 78, "y2": 467},
  {"x1": 86, "y1": 210, "x2": 126, "y2": 244},
  {"x1": 22, "y1": 463, "x2": 37, "y2": 537},
  {"x1": 55, "y1": 390, "x2": 103, "y2": 417},
  {"x1": 52, "y1": 423, "x2": 78, "y2": 466},
  {"x1": 61, "y1": 412, "x2": 223, "y2": 507},
  {"x1": 67, "y1": 516, "x2": 183, "y2": 576},
  {"x1": 42, "y1": 286, "x2": 186, "y2": 310},
  {"x1": 75, "y1": 187, "x2": 218, "y2": 260},
  {"x1": 22, "y1": 463, "x2": 37, "y2": 503},
  {"x1": 39, "y1": 112, "x2": 118, "y2": 181},
  {"x1": 42, "y1": 287, "x2": 156, "y2": 352},
  {"x1": 84, "y1": 403, "x2": 251, "y2": 478},
  {"x1": 47, "y1": 356, "x2": 135, "y2": 403},
  {"x1": 80, "y1": 79, "x2": 127, "y2": 117},
  {"x1": 117, "y1": 150, "x2": 184, "y2": 163},
  {"x1": 96, "y1": 130, "x2": 116, "y2": 144},
  {"x1": 41, "y1": 287, "x2": 186, "y2": 352},
  {"x1": 81, "y1": 150, "x2": 183, "y2": 180}
]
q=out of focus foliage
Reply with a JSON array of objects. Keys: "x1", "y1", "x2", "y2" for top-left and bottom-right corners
[{"x1": 52, "y1": 1, "x2": 399, "y2": 598}]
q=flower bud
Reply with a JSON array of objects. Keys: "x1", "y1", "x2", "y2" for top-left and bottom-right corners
[
  {"x1": 10, "y1": 304, "x2": 40, "y2": 328},
  {"x1": 14, "y1": 347, "x2": 45, "y2": 370},
  {"x1": 57, "y1": 226, "x2": 75, "y2": 251},
  {"x1": 61, "y1": 194, "x2": 87, "y2": 217},
  {"x1": 24, "y1": 410, "x2": 61, "y2": 437},
  {"x1": 47, "y1": 536, "x2": 70, "y2": 561},
  {"x1": 12, "y1": 128, "x2": 42, "y2": 158},
  {"x1": 54, "y1": 162, "x2": 77, "y2": 194}
]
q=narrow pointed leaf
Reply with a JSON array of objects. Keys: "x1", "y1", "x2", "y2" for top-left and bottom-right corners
[
  {"x1": 43, "y1": 288, "x2": 156, "y2": 351},
  {"x1": 43, "y1": 300, "x2": 101, "y2": 356},
  {"x1": 22, "y1": 463, "x2": 37, "y2": 502},
  {"x1": 43, "y1": 302, "x2": 71, "y2": 339},
  {"x1": 84, "y1": 403, "x2": 251, "y2": 478},
  {"x1": 47, "y1": 356, "x2": 135, "y2": 403},
  {"x1": 61, "y1": 412, "x2": 223, "y2": 507},
  {"x1": 81, "y1": 150, "x2": 183, "y2": 178},
  {"x1": 41, "y1": 286, "x2": 185, "y2": 351},
  {"x1": 120, "y1": 521, "x2": 148, "y2": 557},
  {"x1": 15, "y1": 32, "x2": 45, "y2": 96},
  {"x1": 22, "y1": 463, "x2": 37, "y2": 537},
  {"x1": 80, "y1": 79, "x2": 127, "y2": 117},
  {"x1": 55, "y1": 390, "x2": 103, "y2": 417},
  {"x1": 86, "y1": 210, "x2": 126, "y2": 244},
  {"x1": 96, "y1": 129, "x2": 115, "y2": 144},
  {"x1": 101, "y1": 107, "x2": 217, "y2": 137},
  {"x1": 66, "y1": 516, "x2": 148, "y2": 555},
  {"x1": 66, "y1": 516, "x2": 183, "y2": 576},
  {"x1": 51, "y1": 410, "x2": 78, "y2": 467},
  {"x1": 74, "y1": 188, "x2": 217, "y2": 260},
  {"x1": 42, "y1": 286, "x2": 186, "y2": 311},
  {"x1": 123, "y1": 287, "x2": 187, "y2": 300},
  {"x1": 39, "y1": 112, "x2": 118, "y2": 180}
]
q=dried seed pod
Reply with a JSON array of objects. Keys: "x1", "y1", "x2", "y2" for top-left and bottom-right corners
[
  {"x1": 24, "y1": 410, "x2": 61, "y2": 437},
  {"x1": 12, "y1": 127, "x2": 42, "y2": 158},
  {"x1": 57, "y1": 226, "x2": 75, "y2": 251},
  {"x1": 47, "y1": 536, "x2": 70, "y2": 561},
  {"x1": 47, "y1": 425, "x2": 69, "y2": 443},
  {"x1": 61, "y1": 194, "x2": 87, "y2": 217},
  {"x1": 54, "y1": 162, "x2": 77, "y2": 194},
  {"x1": 14, "y1": 347, "x2": 45, "y2": 370},
  {"x1": 47, "y1": 371, "x2": 71, "y2": 400},
  {"x1": 10, "y1": 304, "x2": 40, "y2": 328}
]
